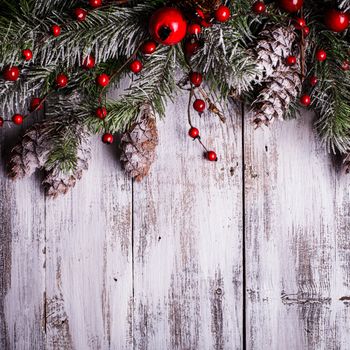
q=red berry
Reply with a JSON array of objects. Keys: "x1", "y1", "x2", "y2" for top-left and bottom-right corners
[
  {"x1": 22, "y1": 49, "x2": 33, "y2": 61},
  {"x1": 215, "y1": 5, "x2": 231, "y2": 22},
  {"x1": 325, "y1": 9, "x2": 349, "y2": 33},
  {"x1": 303, "y1": 26, "x2": 310, "y2": 36},
  {"x1": 12, "y1": 114, "x2": 24, "y2": 125},
  {"x1": 74, "y1": 8, "x2": 87, "y2": 21},
  {"x1": 286, "y1": 55, "x2": 297, "y2": 66},
  {"x1": 278, "y1": 0, "x2": 303, "y2": 13},
  {"x1": 342, "y1": 60, "x2": 350, "y2": 71},
  {"x1": 52, "y1": 25, "x2": 61, "y2": 37},
  {"x1": 96, "y1": 73, "x2": 110, "y2": 87},
  {"x1": 189, "y1": 72, "x2": 203, "y2": 87},
  {"x1": 3, "y1": 66, "x2": 20, "y2": 81},
  {"x1": 130, "y1": 60, "x2": 143, "y2": 74},
  {"x1": 189, "y1": 127, "x2": 199, "y2": 138},
  {"x1": 193, "y1": 99, "x2": 206, "y2": 113},
  {"x1": 207, "y1": 151, "x2": 217, "y2": 161},
  {"x1": 83, "y1": 55, "x2": 95, "y2": 69},
  {"x1": 141, "y1": 41, "x2": 157, "y2": 55},
  {"x1": 316, "y1": 49, "x2": 327, "y2": 62},
  {"x1": 187, "y1": 23, "x2": 201, "y2": 36},
  {"x1": 309, "y1": 76, "x2": 318, "y2": 86},
  {"x1": 184, "y1": 39, "x2": 199, "y2": 56},
  {"x1": 56, "y1": 73, "x2": 68, "y2": 88},
  {"x1": 89, "y1": 0, "x2": 102, "y2": 8},
  {"x1": 294, "y1": 17, "x2": 306, "y2": 29},
  {"x1": 96, "y1": 107, "x2": 107, "y2": 119},
  {"x1": 300, "y1": 94, "x2": 311, "y2": 106},
  {"x1": 252, "y1": 1, "x2": 266, "y2": 14},
  {"x1": 0, "y1": 117, "x2": 4, "y2": 127},
  {"x1": 102, "y1": 133, "x2": 114, "y2": 144},
  {"x1": 29, "y1": 98, "x2": 44, "y2": 112}
]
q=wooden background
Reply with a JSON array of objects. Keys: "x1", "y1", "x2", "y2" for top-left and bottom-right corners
[{"x1": 1, "y1": 92, "x2": 350, "y2": 350}]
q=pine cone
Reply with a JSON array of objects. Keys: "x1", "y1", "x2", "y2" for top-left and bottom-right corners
[{"x1": 120, "y1": 104, "x2": 158, "y2": 181}]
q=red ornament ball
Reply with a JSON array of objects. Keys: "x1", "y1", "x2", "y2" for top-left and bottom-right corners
[
  {"x1": 286, "y1": 55, "x2": 297, "y2": 66},
  {"x1": 149, "y1": 7, "x2": 187, "y2": 46},
  {"x1": 278, "y1": 0, "x2": 303, "y2": 13},
  {"x1": 12, "y1": 114, "x2": 24, "y2": 125},
  {"x1": 74, "y1": 8, "x2": 88, "y2": 22},
  {"x1": 193, "y1": 99, "x2": 206, "y2": 113},
  {"x1": 141, "y1": 41, "x2": 157, "y2": 55},
  {"x1": 102, "y1": 133, "x2": 114, "y2": 144},
  {"x1": 0, "y1": 117, "x2": 4, "y2": 127},
  {"x1": 51, "y1": 25, "x2": 61, "y2": 37},
  {"x1": 3, "y1": 66, "x2": 20, "y2": 81},
  {"x1": 316, "y1": 49, "x2": 327, "y2": 62},
  {"x1": 189, "y1": 127, "x2": 199, "y2": 139},
  {"x1": 189, "y1": 72, "x2": 203, "y2": 87},
  {"x1": 342, "y1": 60, "x2": 350, "y2": 71},
  {"x1": 309, "y1": 76, "x2": 318, "y2": 86},
  {"x1": 96, "y1": 107, "x2": 107, "y2": 120},
  {"x1": 184, "y1": 39, "x2": 199, "y2": 56},
  {"x1": 252, "y1": 1, "x2": 266, "y2": 14},
  {"x1": 89, "y1": 0, "x2": 102, "y2": 8},
  {"x1": 56, "y1": 74, "x2": 68, "y2": 88},
  {"x1": 215, "y1": 5, "x2": 231, "y2": 22},
  {"x1": 22, "y1": 49, "x2": 33, "y2": 61},
  {"x1": 325, "y1": 9, "x2": 349, "y2": 32},
  {"x1": 207, "y1": 151, "x2": 217, "y2": 162},
  {"x1": 83, "y1": 55, "x2": 95, "y2": 69},
  {"x1": 96, "y1": 73, "x2": 110, "y2": 87},
  {"x1": 130, "y1": 60, "x2": 143, "y2": 74},
  {"x1": 29, "y1": 98, "x2": 44, "y2": 112},
  {"x1": 300, "y1": 94, "x2": 311, "y2": 106},
  {"x1": 188, "y1": 23, "x2": 201, "y2": 36}
]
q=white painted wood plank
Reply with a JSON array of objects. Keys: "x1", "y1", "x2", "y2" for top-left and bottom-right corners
[
  {"x1": 132, "y1": 97, "x2": 243, "y2": 349},
  {"x1": 245, "y1": 110, "x2": 350, "y2": 350}
]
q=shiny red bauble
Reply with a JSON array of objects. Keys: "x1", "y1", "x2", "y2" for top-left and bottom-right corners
[
  {"x1": 300, "y1": 94, "x2": 311, "y2": 106},
  {"x1": 74, "y1": 8, "x2": 88, "y2": 21},
  {"x1": 22, "y1": 49, "x2": 33, "y2": 61},
  {"x1": 189, "y1": 127, "x2": 199, "y2": 139},
  {"x1": 342, "y1": 60, "x2": 350, "y2": 71},
  {"x1": 83, "y1": 55, "x2": 95, "y2": 69},
  {"x1": 130, "y1": 60, "x2": 143, "y2": 74},
  {"x1": 252, "y1": 1, "x2": 266, "y2": 14},
  {"x1": 193, "y1": 99, "x2": 206, "y2": 113},
  {"x1": 29, "y1": 98, "x2": 44, "y2": 112},
  {"x1": 215, "y1": 5, "x2": 231, "y2": 22},
  {"x1": 56, "y1": 73, "x2": 68, "y2": 88},
  {"x1": 141, "y1": 41, "x2": 157, "y2": 55},
  {"x1": 52, "y1": 25, "x2": 61, "y2": 37},
  {"x1": 12, "y1": 114, "x2": 24, "y2": 125},
  {"x1": 286, "y1": 55, "x2": 297, "y2": 66},
  {"x1": 3, "y1": 66, "x2": 20, "y2": 81},
  {"x1": 96, "y1": 73, "x2": 110, "y2": 87},
  {"x1": 315, "y1": 49, "x2": 327, "y2": 62},
  {"x1": 184, "y1": 39, "x2": 199, "y2": 56},
  {"x1": 207, "y1": 151, "x2": 217, "y2": 161},
  {"x1": 89, "y1": 0, "x2": 102, "y2": 8},
  {"x1": 0, "y1": 117, "x2": 4, "y2": 127},
  {"x1": 102, "y1": 133, "x2": 114, "y2": 144},
  {"x1": 189, "y1": 72, "x2": 203, "y2": 87},
  {"x1": 188, "y1": 24, "x2": 201, "y2": 36},
  {"x1": 278, "y1": 0, "x2": 303, "y2": 13},
  {"x1": 309, "y1": 76, "x2": 318, "y2": 86},
  {"x1": 96, "y1": 107, "x2": 107, "y2": 119},
  {"x1": 325, "y1": 10, "x2": 349, "y2": 32},
  {"x1": 149, "y1": 7, "x2": 187, "y2": 46}
]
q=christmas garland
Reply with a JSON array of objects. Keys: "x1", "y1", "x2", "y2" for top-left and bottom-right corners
[{"x1": 0, "y1": 0, "x2": 349, "y2": 196}]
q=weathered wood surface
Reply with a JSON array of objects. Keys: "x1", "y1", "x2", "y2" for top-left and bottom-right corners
[{"x1": 1, "y1": 98, "x2": 350, "y2": 349}]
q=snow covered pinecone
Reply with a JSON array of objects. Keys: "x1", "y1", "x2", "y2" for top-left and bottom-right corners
[{"x1": 120, "y1": 104, "x2": 158, "y2": 181}]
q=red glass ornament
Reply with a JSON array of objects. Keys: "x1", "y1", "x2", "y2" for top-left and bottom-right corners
[
  {"x1": 74, "y1": 8, "x2": 87, "y2": 21},
  {"x1": 315, "y1": 49, "x2": 327, "y2": 62},
  {"x1": 29, "y1": 98, "x2": 44, "y2": 112},
  {"x1": 187, "y1": 24, "x2": 201, "y2": 36},
  {"x1": 149, "y1": 7, "x2": 187, "y2": 46},
  {"x1": 215, "y1": 5, "x2": 231, "y2": 22},
  {"x1": 193, "y1": 99, "x2": 206, "y2": 113},
  {"x1": 252, "y1": 1, "x2": 266, "y2": 14},
  {"x1": 96, "y1": 73, "x2": 110, "y2": 87},
  {"x1": 309, "y1": 76, "x2": 318, "y2": 86},
  {"x1": 188, "y1": 127, "x2": 199, "y2": 139},
  {"x1": 0, "y1": 117, "x2": 4, "y2": 127},
  {"x1": 89, "y1": 0, "x2": 102, "y2": 8},
  {"x1": 12, "y1": 114, "x2": 24, "y2": 125},
  {"x1": 3, "y1": 66, "x2": 20, "y2": 81},
  {"x1": 56, "y1": 73, "x2": 68, "y2": 88},
  {"x1": 342, "y1": 60, "x2": 350, "y2": 71},
  {"x1": 303, "y1": 26, "x2": 310, "y2": 36},
  {"x1": 102, "y1": 133, "x2": 114, "y2": 144},
  {"x1": 52, "y1": 25, "x2": 61, "y2": 37},
  {"x1": 278, "y1": 0, "x2": 303, "y2": 13},
  {"x1": 141, "y1": 41, "x2": 157, "y2": 55},
  {"x1": 96, "y1": 107, "x2": 107, "y2": 119},
  {"x1": 207, "y1": 151, "x2": 217, "y2": 161},
  {"x1": 294, "y1": 17, "x2": 306, "y2": 29},
  {"x1": 130, "y1": 60, "x2": 143, "y2": 74},
  {"x1": 325, "y1": 10, "x2": 349, "y2": 32},
  {"x1": 22, "y1": 49, "x2": 33, "y2": 61},
  {"x1": 184, "y1": 39, "x2": 199, "y2": 56},
  {"x1": 189, "y1": 72, "x2": 203, "y2": 87},
  {"x1": 83, "y1": 55, "x2": 95, "y2": 69},
  {"x1": 300, "y1": 94, "x2": 311, "y2": 106},
  {"x1": 286, "y1": 55, "x2": 297, "y2": 66}
]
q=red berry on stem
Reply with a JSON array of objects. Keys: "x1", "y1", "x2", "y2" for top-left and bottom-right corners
[
  {"x1": 141, "y1": 41, "x2": 157, "y2": 55},
  {"x1": 294, "y1": 17, "x2": 306, "y2": 29},
  {"x1": 189, "y1": 72, "x2": 203, "y2": 87},
  {"x1": 0, "y1": 117, "x2": 4, "y2": 127},
  {"x1": 89, "y1": 0, "x2": 102, "y2": 8},
  {"x1": 215, "y1": 5, "x2": 231, "y2": 22},
  {"x1": 207, "y1": 151, "x2": 217, "y2": 162},
  {"x1": 193, "y1": 99, "x2": 206, "y2": 113},
  {"x1": 252, "y1": 1, "x2": 266, "y2": 14},
  {"x1": 300, "y1": 94, "x2": 311, "y2": 106},
  {"x1": 303, "y1": 26, "x2": 310, "y2": 36},
  {"x1": 12, "y1": 114, "x2": 24, "y2": 125},
  {"x1": 184, "y1": 39, "x2": 199, "y2": 56},
  {"x1": 130, "y1": 60, "x2": 143, "y2": 74},
  {"x1": 3, "y1": 66, "x2": 20, "y2": 81},
  {"x1": 189, "y1": 127, "x2": 199, "y2": 139},
  {"x1": 74, "y1": 8, "x2": 87, "y2": 21},
  {"x1": 325, "y1": 9, "x2": 349, "y2": 32},
  {"x1": 56, "y1": 74, "x2": 68, "y2": 88},
  {"x1": 102, "y1": 133, "x2": 114, "y2": 144},
  {"x1": 22, "y1": 49, "x2": 33, "y2": 61},
  {"x1": 187, "y1": 23, "x2": 201, "y2": 35},
  {"x1": 96, "y1": 107, "x2": 107, "y2": 119},
  {"x1": 278, "y1": 0, "x2": 303, "y2": 13},
  {"x1": 309, "y1": 76, "x2": 318, "y2": 86},
  {"x1": 52, "y1": 25, "x2": 61, "y2": 37},
  {"x1": 316, "y1": 49, "x2": 327, "y2": 62},
  {"x1": 83, "y1": 55, "x2": 95, "y2": 69},
  {"x1": 30, "y1": 98, "x2": 44, "y2": 112},
  {"x1": 96, "y1": 73, "x2": 110, "y2": 87},
  {"x1": 342, "y1": 60, "x2": 350, "y2": 71},
  {"x1": 286, "y1": 55, "x2": 297, "y2": 66}
]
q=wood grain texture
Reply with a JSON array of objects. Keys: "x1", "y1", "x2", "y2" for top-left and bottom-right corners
[{"x1": 244, "y1": 110, "x2": 350, "y2": 350}]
